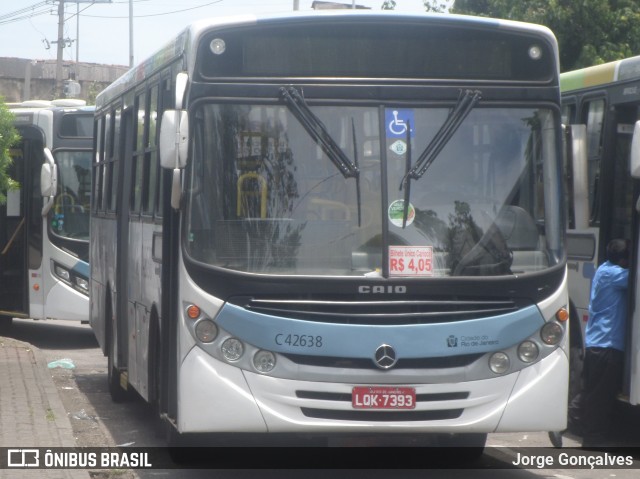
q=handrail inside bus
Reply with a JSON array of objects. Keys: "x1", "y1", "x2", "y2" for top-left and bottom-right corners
[{"x1": 1, "y1": 217, "x2": 25, "y2": 256}]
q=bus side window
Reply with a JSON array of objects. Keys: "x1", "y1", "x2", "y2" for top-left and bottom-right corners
[{"x1": 582, "y1": 99, "x2": 605, "y2": 225}]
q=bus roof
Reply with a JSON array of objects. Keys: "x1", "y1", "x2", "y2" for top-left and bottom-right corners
[
  {"x1": 560, "y1": 55, "x2": 640, "y2": 93},
  {"x1": 96, "y1": 11, "x2": 558, "y2": 110}
]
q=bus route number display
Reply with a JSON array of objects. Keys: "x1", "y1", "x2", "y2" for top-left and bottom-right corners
[{"x1": 389, "y1": 246, "x2": 433, "y2": 277}]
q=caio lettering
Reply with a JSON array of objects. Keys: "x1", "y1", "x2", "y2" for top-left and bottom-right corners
[{"x1": 358, "y1": 285, "x2": 407, "y2": 294}]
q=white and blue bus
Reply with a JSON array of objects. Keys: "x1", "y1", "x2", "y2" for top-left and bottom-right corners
[
  {"x1": 561, "y1": 56, "x2": 640, "y2": 409},
  {"x1": 0, "y1": 99, "x2": 92, "y2": 328},
  {"x1": 91, "y1": 12, "x2": 569, "y2": 449}
]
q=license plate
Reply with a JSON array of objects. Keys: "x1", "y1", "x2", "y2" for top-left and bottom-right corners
[{"x1": 352, "y1": 386, "x2": 416, "y2": 409}]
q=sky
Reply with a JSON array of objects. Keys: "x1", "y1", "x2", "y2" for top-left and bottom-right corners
[{"x1": 0, "y1": 1, "x2": 434, "y2": 67}]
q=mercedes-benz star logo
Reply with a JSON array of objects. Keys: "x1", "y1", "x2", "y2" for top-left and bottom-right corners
[{"x1": 374, "y1": 344, "x2": 397, "y2": 370}]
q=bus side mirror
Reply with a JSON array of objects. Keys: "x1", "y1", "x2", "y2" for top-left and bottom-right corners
[
  {"x1": 41, "y1": 163, "x2": 57, "y2": 197},
  {"x1": 40, "y1": 148, "x2": 58, "y2": 216},
  {"x1": 631, "y1": 121, "x2": 640, "y2": 179},
  {"x1": 159, "y1": 110, "x2": 189, "y2": 170}
]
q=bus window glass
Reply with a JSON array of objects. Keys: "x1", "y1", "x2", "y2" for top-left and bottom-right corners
[
  {"x1": 144, "y1": 86, "x2": 159, "y2": 215},
  {"x1": 136, "y1": 92, "x2": 146, "y2": 153},
  {"x1": 584, "y1": 99, "x2": 604, "y2": 224},
  {"x1": 561, "y1": 103, "x2": 575, "y2": 125},
  {"x1": 186, "y1": 104, "x2": 559, "y2": 277},
  {"x1": 52, "y1": 151, "x2": 92, "y2": 240},
  {"x1": 60, "y1": 114, "x2": 93, "y2": 137}
]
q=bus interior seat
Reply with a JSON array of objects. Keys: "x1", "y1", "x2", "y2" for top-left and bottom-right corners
[{"x1": 495, "y1": 205, "x2": 539, "y2": 251}]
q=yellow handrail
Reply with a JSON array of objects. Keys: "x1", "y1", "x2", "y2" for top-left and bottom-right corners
[
  {"x1": 237, "y1": 172, "x2": 268, "y2": 218},
  {"x1": 1, "y1": 217, "x2": 25, "y2": 256}
]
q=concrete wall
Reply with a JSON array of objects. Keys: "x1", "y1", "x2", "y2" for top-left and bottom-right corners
[{"x1": 0, "y1": 57, "x2": 128, "y2": 104}]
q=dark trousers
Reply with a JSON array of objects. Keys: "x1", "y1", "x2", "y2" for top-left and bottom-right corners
[{"x1": 580, "y1": 347, "x2": 624, "y2": 445}]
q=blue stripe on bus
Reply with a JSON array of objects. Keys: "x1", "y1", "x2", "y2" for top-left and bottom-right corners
[
  {"x1": 214, "y1": 303, "x2": 544, "y2": 359},
  {"x1": 71, "y1": 260, "x2": 89, "y2": 278}
]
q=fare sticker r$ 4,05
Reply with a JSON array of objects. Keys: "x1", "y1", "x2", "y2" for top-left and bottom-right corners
[{"x1": 389, "y1": 246, "x2": 433, "y2": 277}]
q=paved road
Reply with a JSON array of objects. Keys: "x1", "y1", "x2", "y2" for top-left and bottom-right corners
[{"x1": 5, "y1": 318, "x2": 640, "y2": 479}]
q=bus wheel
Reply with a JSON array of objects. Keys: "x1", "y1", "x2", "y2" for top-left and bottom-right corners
[
  {"x1": 436, "y1": 433, "x2": 486, "y2": 463},
  {"x1": 0, "y1": 316, "x2": 12, "y2": 333},
  {"x1": 106, "y1": 306, "x2": 130, "y2": 403}
]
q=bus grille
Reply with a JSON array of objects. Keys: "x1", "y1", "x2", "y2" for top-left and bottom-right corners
[
  {"x1": 282, "y1": 353, "x2": 484, "y2": 369},
  {"x1": 232, "y1": 296, "x2": 520, "y2": 325},
  {"x1": 300, "y1": 408, "x2": 463, "y2": 421}
]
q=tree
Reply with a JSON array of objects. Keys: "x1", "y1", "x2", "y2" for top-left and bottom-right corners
[
  {"x1": 382, "y1": 0, "x2": 447, "y2": 12},
  {"x1": 0, "y1": 99, "x2": 20, "y2": 205},
  {"x1": 451, "y1": 0, "x2": 640, "y2": 71}
]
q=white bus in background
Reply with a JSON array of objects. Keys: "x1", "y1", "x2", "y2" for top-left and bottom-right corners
[
  {"x1": 0, "y1": 99, "x2": 93, "y2": 328},
  {"x1": 91, "y1": 12, "x2": 570, "y2": 454},
  {"x1": 561, "y1": 56, "x2": 640, "y2": 408}
]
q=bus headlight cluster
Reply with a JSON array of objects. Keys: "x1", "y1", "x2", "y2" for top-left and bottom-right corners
[
  {"x1": 186, "y1": 303, "x2": 277, "y2": 374},
  {"x1": 52, "y1": 261, "x2": 89, "y2": 296},
  {"x1": 489, "y1": 308, "x2": 568, "y2": 375}
]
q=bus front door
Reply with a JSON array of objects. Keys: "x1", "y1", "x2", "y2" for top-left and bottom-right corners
[
  {"x1": 0, "y1": 147, "x2": 27, "y2": 322},
  {"x1": 0, "y1": 133, "x2": 45, "y2": 324}
]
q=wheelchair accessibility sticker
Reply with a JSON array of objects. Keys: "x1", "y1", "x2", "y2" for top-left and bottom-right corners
[{"x1": 386, "y1": 109, "x2": 414, "y2": 138}]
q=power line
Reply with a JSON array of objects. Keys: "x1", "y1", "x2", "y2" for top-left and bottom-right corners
[
  {"x1": 0, "y1": 1, "x2": 50, "y2": 21},
  {"x1": 0, "y1": 2, "x2": 52, "y2": 26},
  {"x1": 80, "y1": 0, "x2": 224, "y2": 19}
]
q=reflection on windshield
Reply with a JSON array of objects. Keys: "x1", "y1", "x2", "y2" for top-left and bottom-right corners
[
  {"x1": 51, "y1": 150, "x2": 91, "y2": 241},
  {"x1": 185, "y1": 104, "x2": 561, "y2": 277}
]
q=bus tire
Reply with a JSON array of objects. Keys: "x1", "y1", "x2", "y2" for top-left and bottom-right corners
[
  {"x1": 436, "y1": 433, "x2": 486, "y2": 463},
  {"x1": 106, "y1": 300, "x2": 131, "y2": 403},
  {"x1": 148, "y1": 312, "x2": 161, "y2": 411},
  {"x1": 0, "y1": 316, "x2": 12, "y2": 332}
]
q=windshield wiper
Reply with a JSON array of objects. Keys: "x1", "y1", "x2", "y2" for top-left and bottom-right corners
[
  {"x1": 399, "y1": 89, "x2": 481, "y2": 228},
  {"x1": 281, "y1": 85, "x2": 361, "y2": 226},
  {"x1": 281, "y1": 86, "x2": 359, "y2": 178}
]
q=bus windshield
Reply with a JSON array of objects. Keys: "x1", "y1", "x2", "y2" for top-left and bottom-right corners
[
  {"x1": 51, "y1": 150, "x2": 92, "y2": 241},
  {"x1": 185, "y1": 103, "x2": 560, "y2": 277}
]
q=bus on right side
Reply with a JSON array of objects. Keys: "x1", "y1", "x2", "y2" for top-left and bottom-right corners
[{"x1": 561, "y1": 55, "x2": 640, "y2": 409}]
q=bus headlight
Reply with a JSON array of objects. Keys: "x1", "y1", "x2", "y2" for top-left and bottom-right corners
[
  {"x1": 489, "y1": 352, "x2": 510, "y2": 374},
  {"x1": 221, "y1": 338, "x2": 244, "y2": 362},
  {"x1": 253, "y1": 350, "x2": 276, "y2": 373},
  {"x1": 54, "y1": 264, "x2": 71, "y2": 282},
  {"x1": 195, "y1": 319, "x2": 218, "y2": 343},
  {"x1": 74, "y1": 276, "x2": 89, "y2": 293},
  {"x1": 517, "y1": 340, "x2": 539, "y2": 363},
  {"x1": 540, "y1": 322, "x2": 563, "y2": 345}
]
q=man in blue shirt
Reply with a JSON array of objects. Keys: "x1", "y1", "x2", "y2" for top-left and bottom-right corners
[
  {"x1": 549, "y1": 238, "x2": 630, "y2": 449},
  {"x1": 581, "y1": 238, "x2": 630, "y2": 447}
]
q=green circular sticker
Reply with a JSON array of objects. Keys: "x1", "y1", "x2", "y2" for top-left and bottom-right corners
[{"x1": 388, "y1": 199, "x2": 415, "y2": 227}]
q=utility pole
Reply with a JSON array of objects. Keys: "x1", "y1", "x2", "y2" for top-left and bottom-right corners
[
  {"x1": 129, "y1": 0, "x2": 134, "y2": 67},
  {"x1": 76, "y1": 1, "x2": 80, "y2": 64},
  {"x1": 293, "y1": 0, "x2": 299, "y2": 10},
  {"x1": 56, "y1": 0, "x2": 65, "y2": 98}
]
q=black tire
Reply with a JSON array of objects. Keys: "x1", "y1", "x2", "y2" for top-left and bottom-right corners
[
  {"x1": 106, "y1": 300, "x2": 130, "y2": 403},
  {"x1": 148, "y1": 314, "x2": 162, "y2": 411},
  {"x1": 436, "y1": 433, "x2": 487, "y2": 463},
  {"x1": 0, "y1": 316, "x2": 13, "y2": 333}
]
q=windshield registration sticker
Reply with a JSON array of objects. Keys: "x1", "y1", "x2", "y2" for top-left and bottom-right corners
[{"x1": 389, "y1": 246, "x2": 433, "y2": 277}]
